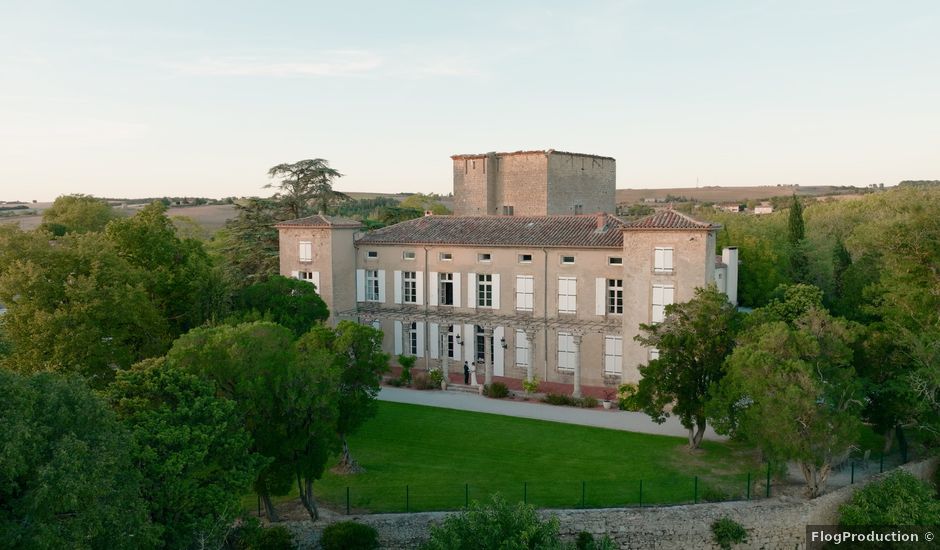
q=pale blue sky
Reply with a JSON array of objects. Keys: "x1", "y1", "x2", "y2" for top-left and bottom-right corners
[{"x1": 1, "y1": 0, "x2": 938, "y2": 201}]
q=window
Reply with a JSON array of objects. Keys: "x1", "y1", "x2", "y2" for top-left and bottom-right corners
[
  {"x1": 403, "y1": 271, "x2": 417, "y2": 304},
  {"x1": 515, "y1": 330, "x2": 529, "y2": 366},
  {"x1": 608, "y1": 257, "x2": 623, "y2": 266},
  {"x1": 574, "y1": 205, "x2": 583, "y2": 214},
  {"x1": 367, "y1": 250, "x2": 378, "y2": 259},
  {"x1": 298, "y1": 271, "x2": 314, "y2": 282},
  {"x1": 366, "y1": 270, "x2": 380, "y2": 302},
  {"x1": 475, "y1": 325, "x2": 486, "y2": 362},
  {"x1": 439, "y1": 272, "x2": 454, "y2": 306},
  {"x1": 515, "y1": 275, "x2": 534, "y2": 312},
  {"x1": 604, "y1": 336, "x2": 623, "y2": 375},
  {"x1": 298, "y1": 241, "x2": 312, "y2": 262},
  {"x1": 607, "y1": 279, "x2": 623, "y2": 314},
  {"x1": 439, "y1": 252, "x2": 453, "y2": 261},
  {"x1": 649, "y1": 348, "x2": 660, "y2": 361},
  {"x1": 557, "y1": 332, "x2": 576, "y2": 372},
  {"x1": 558, "y1": 277, "x2": 577, "y2": 314},
  {"x1": 561, "y1": 256, "x2": 575, "y2": 265},
  {"x1": 654, "y1": 247, "x2": 674, "y2": 273},
  {"x1": 408, "y1": 322, "x2": 418, "y2": 355},
  {"x1": 477, "y1": 274, "x2": 493, "y2": 308},
  {"x1": 478, "y1": 253, "x2": 492, "y2": 262},
  {"x1": 518, "y1": 254, "x2": 532, "y2": 263},
  {"x1": 444, "y1": 325, "x2": 456, "y2": 358},
  {"x1": 502, "y1": 205, "x2": 514, "y2": 215},
  {"x1": 651, "y1": 284, "x2": 675, "y2": 323},
  {"x1": 403, "y1": 251, "x2": 416, "y2": 261}
]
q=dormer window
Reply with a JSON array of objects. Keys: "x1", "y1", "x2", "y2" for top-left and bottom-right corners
[{"x1": 367, "y1": 250, "x2": 378, "y2": 259}]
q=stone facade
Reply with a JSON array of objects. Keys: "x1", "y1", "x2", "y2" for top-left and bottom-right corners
[{"x1": 452, "y1": 150, "x2": 616, "y2": 216}]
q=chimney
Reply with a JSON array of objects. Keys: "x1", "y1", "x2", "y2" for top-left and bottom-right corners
[
  {"x1": 595, "y1": 212, "x2": 606, "y2": 230},
  {"x1": 424, "y1": 210, "x2": 434, "y2": 217},
  {"x1": 721, "y1": 247, "x2": 739, "y2": 306}
]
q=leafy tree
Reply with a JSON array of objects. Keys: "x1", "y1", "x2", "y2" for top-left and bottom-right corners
[
  {"x1": 106, "y1": 201, "x2": 227, "y2": 338},
  {"x1": 421, "y1": 494, "x2": 564, "y2": 550},
  {"x1": 214, "y1": 198, "x2": 282, "y2": 287},
  {"x1": 0, "y1": 370, "x2": 157, "y2": 548},
  {"x1": 398, "y1": 193, "x2": 451, "y2": 215},
  {"x1": 375, "y1": 205, "x2": 423, "y2": 225},
  {"x1": 839, "y1": 470, "x2": 940, "y2": 525},
  {"x1": 106, "y1": 358, "x2": 265, "y2": 548},
  {"x1": 787, "y1": 195, "x2": 810, "y2": 284},
  {"x1": 166, "y1": 322, "x2": 340, "y2": 522},
  {"x1": 710, "y1": 304, "x2": 864, "y2": 497},
  {"x1": 633, "y1": 286, "x2": 740, "y2": 449},
  {"x1": 230, "y1": 275, "x2": 329, "y2": 337},
  {"x1": 712, "y1": 213, "x2": 789, "y2": 307},
  {"x1": 266, "y1": 158, "x2": 348, "y2": 218},
  {"x1": 0, "y1": 231, "x2": 166, "y2": 385},
  {"x1": 40, "y1": 194, "x2": 118, "y2": 234}
]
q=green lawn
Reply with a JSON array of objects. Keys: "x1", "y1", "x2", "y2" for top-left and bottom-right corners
[{"x1": 256, "y1": 401, "x2": 765, "y2": 514}]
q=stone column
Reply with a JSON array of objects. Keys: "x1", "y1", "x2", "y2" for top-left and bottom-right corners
[
  {"x1": 524, "y1": 328, "x2": 538, "y2": 383},
  {"x1": 483, "y1": 326, "x2": 494, "y2": 386},
  {"x1": 572, "y1": 333, "x2": 583, "y2": 398}
]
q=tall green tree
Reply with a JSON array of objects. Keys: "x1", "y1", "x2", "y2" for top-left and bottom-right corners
[
  {"x1": 230, "y1": 275, "x2": 329, "y2": 336},
  {"x1": 214, "y1": 197, "x2": 282, "y2": 287},
  {"x1": 107, "y1": 358, "x2": 265, "y2": 548},
  {"x1": 710, "y1": 300, "x2": 864, "y2": 497},
  {"x1": 40, "y1": 194, "x2": 118, "y2": 234},
  {"x1": 0, "y1": 231, "x2": 166, "y2": 385},
  {"x1": 0, "y1": 370, "x2": 157, "y2": 548},
  {"x1": 633, "y1": 286, "x2": 740, "y2": 449},
  {"x1": 787, "y1": 195, "x2": 811, "y2": 284},
  {"x1": 266, "y1": 158, "x2": 348, "y2": 218}
]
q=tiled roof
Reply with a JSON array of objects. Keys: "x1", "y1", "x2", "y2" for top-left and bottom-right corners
[
  {"x1": 275, "y1": 214, "x2": 362, "y2": 229},
  {"x1": 624, "y1": 209, "x2": 719, "y2": 231},
  {"x1": 356, "y1": 214, "x2": 626, "y2": 248}
]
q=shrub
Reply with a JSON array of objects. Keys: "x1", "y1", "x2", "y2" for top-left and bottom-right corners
[
  {"x1": 397, "y1": 355, "x2": 416, "y2": 385},
  {"x1": 226, "y1": 519, "x2": 296, "y2": 550},
  {"x1": 543, "y1": 393, "x2": 576, "y2": 406},
  {"x1": 484, "y1": 382, "x2": 510, "y2": 399},
  {"x1": 413, "y1": 374, "x2": 437, "y2": 390},
  {"x1": 421, "y1": 494, "x2": 562, "y2": 550},
  {"x1": 839, "y1": 470, "x2": 940, "y2": 525},
  {"x1": 428, "y1": 369, "x2": 444, "y2": 387},
  {"x1": 522, "y1": 377, "x2": 540, "y2": 395},
  {"x1": 321, "y1": 521, "x2": 379, "y2": 550},
  {"x1": 258, "y1": 526, "x2": 295, "y2": 550},
  {"x1": 386, "y1": 377, "x2": 403, "y2": 387},
  {"x1": 575, "y1": 531, "x2": 616, "y2": 550},
  {"x1": 711, "y1": 517, "x2": 747, "y2": 549},
  {"x1": 579, "y1": 396, "x2": 599, "y2": 408},
  {"x1": 702, "y1": 485, "x2": 731, "y2": 502},
  {"x1": 618, "y1": 383, "x2": 642, "y2": 411}
]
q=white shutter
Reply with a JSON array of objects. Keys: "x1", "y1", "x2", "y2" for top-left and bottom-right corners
[
  {"x1": 467, "y1": 272, "x2": 477, "y2": 309},
  {"x1": 394, "y1": 271, "x2": 403, "y2": 304},
  {"x1": 416, "y1": 271, "x2": 424, "y2": 304},
  {"x1": 515, "y1": 330, "x2": 528, "y2": 366},
  {"x1": 516, "y1": 276, "x2": 525, "y2": 310},
  {"x1": 665, "y1": 248, "x2": 674, "y2": 271},
  {"x1": 394, "y1": 321, "x2": 403, "y2": 355},
  {"x1": 291, "y1": 270, "x2": 299, "y2": 279},
  {"x1": 356, "y1": 269, "x2": 365, "y2": 302},
  {"x1": 311, "y1": 271, "x2": 320, "y2": 290},
  {"x1": 453, "y1": 273, "x2": 462, "y2": 308},
  {"x1": 491, "y1": 273, "x2": 500, "y2": 310},
  {"x1": 654, "y1": 248, "x2": 664, "y2": 271},
  {"x1": 569, "y1": 278, "x2": 577, "y2": 312},
  {"x1": 595, "y1": 277, "x2": 606, "y2": 316},
  {"x1": 430, "y1": 323, "x2": 439, "y2": 359},
  {"x1": 377, "y1": 270, "x2": 386, "y2": 303},
  {"x1": 664, "y1": 285, "x2": 675, "y2": 306},
  {"x1": 429, "y1": 272, "x2": 439, "y2": 306},
  {"x1": 464, "y1": 324, "x2": 475, "y2": 361},
  {"x1": 416, "y1": 321, "x2": 425, "y2": 358},
  {"x1": 493, "y1": 326, "x2": 504, "y2": 376},
  {"x1": 524, "y1": 276, "x2": 534, "y2": 310}
]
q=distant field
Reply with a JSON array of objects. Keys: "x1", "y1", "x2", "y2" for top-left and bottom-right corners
[{"x1": 617, "y1": 185, "x2": 869, "y2": 204}]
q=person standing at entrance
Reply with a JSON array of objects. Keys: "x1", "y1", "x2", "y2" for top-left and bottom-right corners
[{"x1": 463, "y1": 362, "x2": 470, "y2": 385}]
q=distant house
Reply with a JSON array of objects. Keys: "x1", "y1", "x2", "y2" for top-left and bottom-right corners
[
  {"x1": 753, "y1": 202, "x2": 774, "y2": 215},
  {"x1": 716, "y1": 203, "x2": 744, "y2": 213}
]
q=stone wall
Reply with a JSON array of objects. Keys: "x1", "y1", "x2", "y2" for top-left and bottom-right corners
[{"x1": 286, "y1": 457, "x2": 937, "y2": 549}]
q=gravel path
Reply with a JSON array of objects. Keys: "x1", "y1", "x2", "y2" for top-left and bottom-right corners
[{"x1": 377, "y1": 386, "x2": 725, "y2": 442}]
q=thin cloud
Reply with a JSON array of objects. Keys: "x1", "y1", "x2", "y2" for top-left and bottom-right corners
[{"x1": 174, "y1": 50, "x2": 383, "y2": 77}]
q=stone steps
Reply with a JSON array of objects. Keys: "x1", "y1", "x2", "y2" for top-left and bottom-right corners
[{"x1": 445, "y1": 383, "x2": 483, "y2": 395}]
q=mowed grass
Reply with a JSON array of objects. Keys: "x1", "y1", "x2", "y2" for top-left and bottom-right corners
[{"x1": 254, "y1": 401, "x2": 764, "y2": 514}]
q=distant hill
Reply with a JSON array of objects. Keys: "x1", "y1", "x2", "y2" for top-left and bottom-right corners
[{"x1": 616, "y1": 185, "x2": 872, "y2": 204}]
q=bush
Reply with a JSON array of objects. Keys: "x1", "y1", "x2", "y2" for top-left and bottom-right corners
[
  {"x1": 321, "y1": 521, "x2": 379, "y2": 550},
  {"x1": 413, "y1": 374, "x2": 437, "y2": 390},
  {"x1": 579, "y1": 396, "x2": 599, "y2": 408},
  {"x1": 711, "y1": 517, "x2": 747, "y2": 549},
  {"x1": 543, "y1": 393, "x2": 576, "y2": 406},
  {"x1": 702, "y1": 485, "x2": 731, "y2": 502},
  {"x1": 421, "y1": 494, "x2": 562, "y2": 550},
  {"x1": 522, "y1": 377, "x2": 540, "y2": 395},
  {"x1": 386, "y1": 377, "x2": 403, "y2": 387},
  {"x1": 226, "y1": 519, "x2": 296, "y2": 550},
  {"x1": 397, "y1": 355, "x2": 417, "y2": 385},
  {"x1": 428, "y1": 369, "x2": 444, "y2": 387},
  {"x1": 618, "y1": 383, "x2": 642, "y2": 411},
  {"x1": 839, "y1": 470, "x2": 940, "y2": 525},
  {"x1": 575, "y1": 531, "x2": 616, "y2": 550},
  {"x1": 484, "y1": 382, "x2": 510, "y2": 399},
  {"x1": 258, "y1": 526, "x2": 296, "y2": 550}
]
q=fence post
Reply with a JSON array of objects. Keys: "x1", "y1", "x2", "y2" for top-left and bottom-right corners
[
  {"x1": 406, "y1": 485, "x2": 410, "y2": 513},
  {"x1": 346, "y1": 487, "x2": 350, "y2": 515},
  {"x1": 524, "y1": 482, "x2": 527, "y2": 505},
  {"x1": 694, "y1": 476, "x2": 698, "y2": 504},
  {"x1": 746, "y1": 473, "x2": 751, "y2": 501},
  {"x1": 765, "y1": 462, "x2": 771, "y2": 498},
  {"x1": 639, "y1": 480, "x2": 643, "y2": 508},
  {"x1": 581, "y1": 481, "x2": 586, "y2": 508},
  {"x1": 465, "y1": 483, "x2": 469, "y2": 509},
  {"x1": 851, "y1": 462, "x2": 855, "y2": 484}
]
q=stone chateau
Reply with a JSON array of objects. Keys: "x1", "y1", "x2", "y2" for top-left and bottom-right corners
[{"x1": 276, "y1": 149, "x2": 738, "y2": 397}]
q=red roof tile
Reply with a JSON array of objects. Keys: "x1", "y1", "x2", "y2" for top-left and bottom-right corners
[
  {"x1": 356, "y1": 214, "x2": 626, "y2": 248},
  {"x1": 624, "y1": 209, "x2": 719, "y2": 231},
  {"x1": 275, "y1": 214, "x2": 362, "y2": 229}
]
